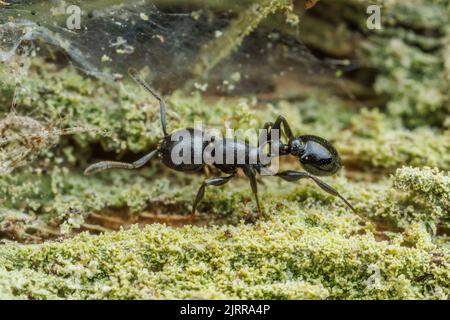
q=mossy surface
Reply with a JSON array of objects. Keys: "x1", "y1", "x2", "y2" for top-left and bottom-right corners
[
  {"x1": 0, "y1": 0, "x2": 449, "y2": 300},
  {"x1": 1, "y1": 208, "x2": 448, "y2": 300}
]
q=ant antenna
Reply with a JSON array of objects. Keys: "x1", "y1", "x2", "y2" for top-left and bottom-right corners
[{"x1": 128, "y1": 68, "x2": 168, "y2": 137}]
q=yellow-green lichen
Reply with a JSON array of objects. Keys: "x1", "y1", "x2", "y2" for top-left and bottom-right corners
[{"x1": 0, "y1": 209, "x2": 448, "y2": 300}]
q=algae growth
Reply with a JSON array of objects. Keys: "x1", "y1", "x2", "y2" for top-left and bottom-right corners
[{"x1": 0, "y1": 0, "x2": 449, "y2": 299}]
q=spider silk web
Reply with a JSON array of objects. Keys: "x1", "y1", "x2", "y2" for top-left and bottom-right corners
[{"x1": 0, "y1": 0, "x2": 344, "y2": 94}]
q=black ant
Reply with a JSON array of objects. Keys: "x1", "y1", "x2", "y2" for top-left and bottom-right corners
[{"x1": 84, "y1": 69, "x2": 355, "y2": 217}]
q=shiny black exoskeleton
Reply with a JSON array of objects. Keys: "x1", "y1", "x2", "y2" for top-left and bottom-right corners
[{"x1": 84, "y1": 69, "x2": 355, "y2": 216}]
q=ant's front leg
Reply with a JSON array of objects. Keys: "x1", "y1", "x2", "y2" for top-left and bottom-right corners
[
  {"x1": 260, "y1": 115, "x2": 293, "y2": 156},
  {"x1": 191, "y1": 172, "x2": 236, "y2": 216},
  {"x1": 258, "y1": 121, "x2": 274, "y2": 158},
  {"x1": 276, "y1": 170, "x2": 356, "y2": 213},
  {"x1": 272, "y1": 115, "x2": 294, "y2": 141},
  {"x1": 259, "y1": 121, "x2": 273, "y2": 144},
  {"x1": 84, "y1": 149, "x2": 158, "y2": 175}
]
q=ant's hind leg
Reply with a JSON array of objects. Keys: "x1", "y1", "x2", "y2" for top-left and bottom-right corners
[
  {"x1": 243, "y1": 166, "x2": 262, "y2": 218},
  {"x1": 276, "y1": 170, "x2": 356, "y2": 213},
  {"x1": 191, "y1": 173, "x2": 236, "y2": 216},
  {"x1": 84, "y1": 149, "x2": 158, "y2": 175}
]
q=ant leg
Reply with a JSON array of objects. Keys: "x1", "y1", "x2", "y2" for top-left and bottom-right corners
[
  {"x1": 258, "y1": 121, "x2": 274, "y2": 152},
  {"x1": 128, "y1": 68, "x2": 168, "y2": 137},
  {"x1": 272, "y1": 115, "x2": 294, "y2": 140},
  {"x1": 84, "y1": 149, "x2": 158, "y2": 175},
  {"x1": 276, "y1": 170, "x2": 356, "y2": 213},
  {"x1": 243, "y1": 166, "x2": 262, "y2": 217},
  {"x1": 192, "y1": 172, "x2": 236, "y2": 215},
  {"x1": 263, "y1": 122, "x2": 274, "y2": 130}
]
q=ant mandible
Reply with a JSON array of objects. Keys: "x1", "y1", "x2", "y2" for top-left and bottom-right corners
[{"x1": 84, "y1": 69, "x2": 355, "y2": 217}]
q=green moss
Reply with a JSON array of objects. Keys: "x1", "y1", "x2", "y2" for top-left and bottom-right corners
[
  {"x1": 361, "y1": 0, "x2": 450, "y2": 128},
  {"x1": 337, "y1": 110, "x2": 450, "y2": 171},
  {"x1": 0, "y1": 208, "x2": 448, "y2": 299},
  {"x1": 393, "y1": 167, "x2": 450, "y2": 230},
  {"x1": 0, "y1": 164, "x2": 449, "y2": 299}
]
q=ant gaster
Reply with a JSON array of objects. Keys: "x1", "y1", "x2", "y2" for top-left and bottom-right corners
[{"x1": 84, "y1": 69, "x2": 355, "y2": 217}]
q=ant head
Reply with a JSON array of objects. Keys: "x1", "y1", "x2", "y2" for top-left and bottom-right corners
[{"x1": 288, "y1": 135, "x2": 341, "y2": 176}]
